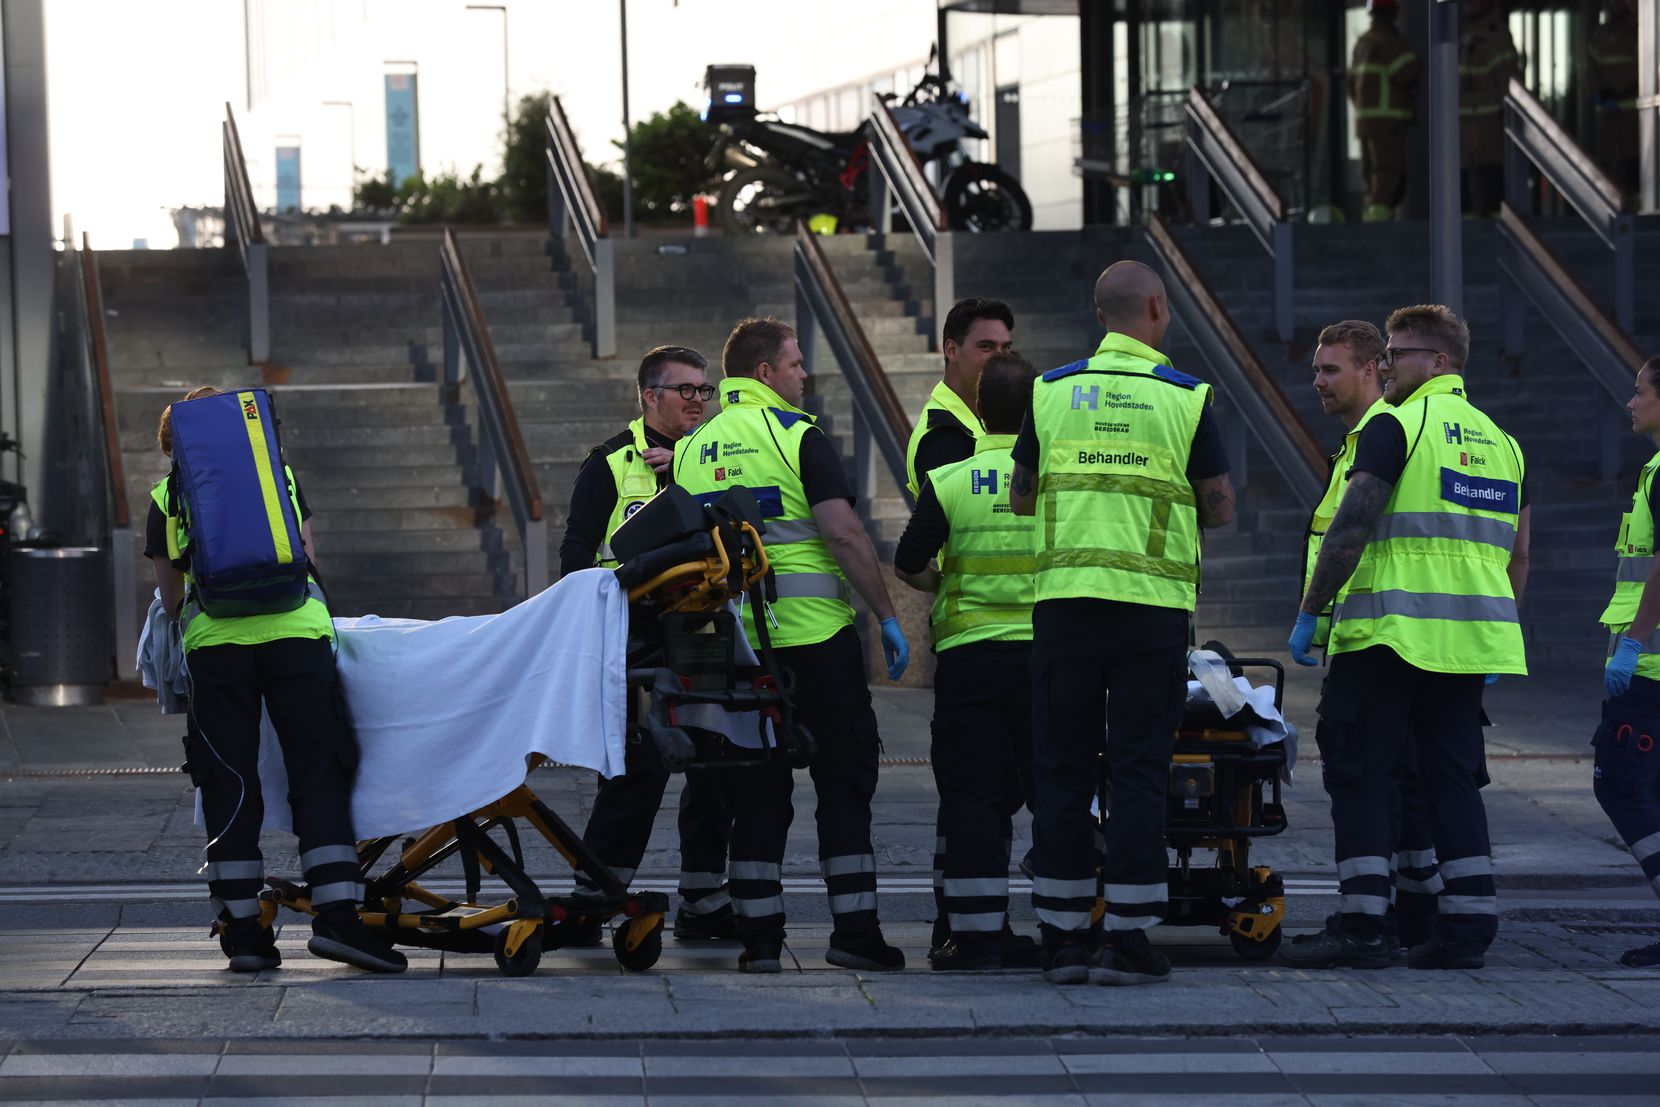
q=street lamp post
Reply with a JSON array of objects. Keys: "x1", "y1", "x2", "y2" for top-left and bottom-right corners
[
  {"x1": 466, "y1": 4, "x2": 511, "y2": 143},
  {"x1": 322, "y1": 100, "x2": 356, "y2": 202},
  {"x1": 621, "y1": 0, "x2": 634, "y2": 238}
]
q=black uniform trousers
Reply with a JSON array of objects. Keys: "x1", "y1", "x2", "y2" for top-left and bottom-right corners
[
  {"x1": 775, "y1": 625, "x2": 884, "y2": 940},
  {"x1": 575, "y1": 736, "x2": 734, "y2": 914},
  {"x1": 931, "y1": 639, "x2": 1033, "y2": 953},
  {"x1": 186, "y1": 636, "x2": 362, "y2": 922},
  {"x1": 1393, "y1": 740, "x2": 1442, "y2": 947},
  {"x1": 1317, "y1": 645, "x2": 1497, "y2": 948},
  {"x1": 1593, "y1": 675, "x2": 1660, "y2": 905},
  {"x1": 1030, "y1": 598, "x2": 1188, "y2": 947}
]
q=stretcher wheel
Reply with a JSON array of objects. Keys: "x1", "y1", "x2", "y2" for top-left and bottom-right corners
[
  {"x1": 493, "y1": 925, "x2": 543, "y2": 977},
  {"x1": 613, "y1": 915, "x2": 663, "y2": 972},
  {"x1": 1230, "y1": 926, "x2": 1281, "y2": 961}
]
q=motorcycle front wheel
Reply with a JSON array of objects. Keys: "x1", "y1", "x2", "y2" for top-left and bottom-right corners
[
  {"x1": 717, "y1": 167, "x2": 805, "y2": 235},
  {"x1": 943, "y1": 163, "x2": 1033, "y2": 232}
]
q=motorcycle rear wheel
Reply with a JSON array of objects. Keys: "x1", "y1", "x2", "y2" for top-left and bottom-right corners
[
  {"x1": 717, "y1": 167, "x2": 803, "y2": 236},
  {"x1": 943, "y1": 163, "x2": 1033, "y2": 232}
]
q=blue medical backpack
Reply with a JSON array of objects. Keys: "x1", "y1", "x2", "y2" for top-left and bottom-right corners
[{"x1": 166, "y1": 389, "x2": 311, "y2": 618}]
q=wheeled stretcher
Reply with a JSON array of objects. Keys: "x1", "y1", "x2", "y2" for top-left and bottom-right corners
[
  {"x1": 1094, "y1": 650, "x2": 1290, "y2": 961},
  {"x1": 261, "y1": 486, "x2": 813, "y2": 976}
]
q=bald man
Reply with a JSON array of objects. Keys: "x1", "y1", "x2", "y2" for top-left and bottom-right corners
[{"x1": 1010, "y1": 260, "x2": 1235, "y2": 986}]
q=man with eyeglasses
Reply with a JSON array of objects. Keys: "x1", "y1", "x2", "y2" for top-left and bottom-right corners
[
  {"x1": 1287, "y1": 305, "x2": 1530, "y2": 971},
  {"x1": 557, "y1": 345, "x2": 737, "y2": 946}
]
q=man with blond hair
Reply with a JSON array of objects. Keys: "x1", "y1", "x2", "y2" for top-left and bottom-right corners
[{"x1": 1287, "y1": 305, "x2": 1531, "y2": 970}]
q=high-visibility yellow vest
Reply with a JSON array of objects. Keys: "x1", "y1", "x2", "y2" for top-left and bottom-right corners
[
  {"x1": 1599, "y1": 450, "x2": 1660, "y2": 679},
  {"x1": 595, "y1": 418, "x2": 663, "y2": 569},
  {"x1": 904, "y1": 379, "x2": 983, "y2": 496},
  {"x1": 1328, "y1": 375, "x2": 1527, "y2": 675},
  {"x1": 1351, "y1": 23, "x2": 1418, "y2": 123},
  {"x1": 151, "y1": 472, "x2": 333, "y2": 652},
  {"x1": 673, "y1": 376, "x2": 852, "y2": 649},
  {"x1": 1031, "y1": 332, "x2": 1211, "y2": 611},
  {"x1": 1304, "y1": 398, "x2": 1386, "y2": 647},
  {"x1": 927, "y1": 434, "x2": 1037, "y2": 650}
]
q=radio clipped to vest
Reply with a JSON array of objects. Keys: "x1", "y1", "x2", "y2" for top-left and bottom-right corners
[{"x1": 166, "y1": 389, "x2": 311, "y2": 618}]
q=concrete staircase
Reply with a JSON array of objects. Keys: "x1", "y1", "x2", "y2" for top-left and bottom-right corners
[{"x1": 1165, "y1": 218, "x2": 1660, "y2": 672}]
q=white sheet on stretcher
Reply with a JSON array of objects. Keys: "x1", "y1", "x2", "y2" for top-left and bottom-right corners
[
  {"x1": 202, "y1": 568, "x2": 630, "y2": 839},
  {"x1": 1184, "y1": 675, "x2": 1300, "y2": 785}
]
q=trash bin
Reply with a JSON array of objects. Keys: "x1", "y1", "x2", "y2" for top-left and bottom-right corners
[{"x1": 8, "y1": 546, "x2": 111, "y2": 706}]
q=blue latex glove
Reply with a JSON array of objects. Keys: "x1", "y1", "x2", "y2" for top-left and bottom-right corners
[
  {"x1": 1289, "y1": 612, "x2": 1320, "y2": 666},
  {"x1": 1484, "y1": 673, "x2": 1500, "y2": 686},
  {"x1": 1606, "y1": 635, "x2": 1643, "y2": 699},
  {"x1": 880, "y1": 617, "x2": 909, "y2": 682}
]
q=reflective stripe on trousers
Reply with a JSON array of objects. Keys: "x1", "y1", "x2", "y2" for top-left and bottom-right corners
[
  {"x1": 730, "y1": 859, "x2": 783, "y2": 919},
  {"x1": 1032, "y1": 874, "x2": 1096, "y2": 933}
]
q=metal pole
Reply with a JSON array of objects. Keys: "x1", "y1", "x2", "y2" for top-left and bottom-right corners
[
  {"x1": 1428, "y1": 0, "x2": 1463, "y2": 317},
  {"x1": 1642, "y1": 0, "x2": 1659, "y2": 213},
  {"x1": 620, "y1": 0, "x2": 635, "y2": 238},
  {"x1": 501, "y1": 7, "x2": 510, "y2": 138}
]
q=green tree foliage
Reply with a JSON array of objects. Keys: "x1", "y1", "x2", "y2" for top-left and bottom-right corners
[
  {"x1": 498, "y1": 92, "x2": 553, "y2": 223},
  {"x1": 614, "y1": 102, "x2": 717, "y2": 220},
  {"x1": 395, "y1": 166, "x2": 501, "y2": 224}
]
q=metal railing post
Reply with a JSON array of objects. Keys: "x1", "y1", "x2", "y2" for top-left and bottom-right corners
[
  {"x1": 795, "y1": 276, "x2": 817, "y2": 378},
  {"x1": 477, "y1": 409, "x2": 499, "y2": 505},
  {"x1": 1428, "y1": 0, "x2": 1463, "y2": 317},
  {"x1": 111, "y1": 524, "x2": 136, "y2": 678},
  {"x1": 1271, "y1": 221, "x2": 1293, "y2": 344},
  {"x1": 1185, "y1": 131, "x2": 1212, "y2": 224},
  {"x1": 247, "y1": 241, "x2": 269, "y2": 363},
  {"x1": 442, "y1": 301, "x2": 462, "y2": 390},
  {"x1": 932, "y1": 231, "x2": 954, "y2": 327},
  {"x1": 547, "y1": 156, "x2": 569, "y2": 241},
  {"x1": 593, "y1": 236, "x2": 616, "y2": 359},
  {"x1": 1499, "y1": 247, "x2": 1526, "y2": 359},
  {"x1": 851, "y1": 407, "x2": 877, "y2": 508},
  {"x1": 870, "y1": 172, "x2": 892, "y2": 235},
  {"x1": 523, "y1": 517, "x2": 548, "y2": 597},
  {"x1": 1613, "y1": 216, "x2": 1636, "y2": 335}
]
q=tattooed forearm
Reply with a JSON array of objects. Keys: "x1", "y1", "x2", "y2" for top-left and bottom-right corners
[
  {"x1": 1012, "y1": 463, "x2": 1035, "y2": 497},
  {"x1": 1300, "y1": 471, "x2": 1392, "y2": 615},
  {"x1": 1009, "y1": 462, "x2": 1037, "y2": 516}
]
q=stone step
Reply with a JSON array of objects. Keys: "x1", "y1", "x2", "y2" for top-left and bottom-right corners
[
  {"x1": 306, "y1": 528, "x2": 500, "y2": 554},
  {"x1": 328, "y1": 595, "x2": 505, "y2": 620},
  {"x1": 303, "y1": 483, "x2": 473, "y2": 511},
  {"x1": 322, "y1": 550, "x2": 506, "y2": 578},
  {"x1": 306, "y1": 505, "x2": 485, "y2": 532}
]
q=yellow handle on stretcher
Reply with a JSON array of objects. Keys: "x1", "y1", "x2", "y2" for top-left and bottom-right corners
[{"x1": 626, "y1": 521, "x2": 771, "y2": 612}]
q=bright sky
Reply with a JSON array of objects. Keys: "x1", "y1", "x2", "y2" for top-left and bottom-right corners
[{"x1": 46, "y1": 0, "x2": 939, "y2": 248}]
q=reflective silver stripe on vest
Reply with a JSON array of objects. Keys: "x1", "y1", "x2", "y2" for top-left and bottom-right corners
[
  {"x1": 1373, "y1": 511, "x2": 1518, "y2": 552},
  {"x1": 1617, "y1": 556, "x2": 1656, "y2": 583},
  {"x1": 774, "y1": 573, "x2": 849, "y2": 601},
  {"x1": 597, "y1": 543, "x2": 615, "y2": 562},
  {"x1": 1336, "y1": 590, "x2": 1517, "y2": 624},
  {"x1": 763, "y1": 519, "x2": 821, "y2": 544}
]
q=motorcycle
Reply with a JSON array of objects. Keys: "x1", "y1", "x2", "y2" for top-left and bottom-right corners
[{"x1": 707, "y1": 50, "x2": 1032, "y2": 236}]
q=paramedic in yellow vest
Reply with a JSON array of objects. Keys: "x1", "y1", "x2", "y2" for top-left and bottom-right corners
[
  {"x1": 1460, "y1": 0, "x2": 1521, "y2": 217},
  {"x1": 556, "y1": 346, "x2": 738, "y2": 945},
  {"x1": 1285, "y1": 304, "x2": 1531, "y2": 971},
  {"x1": 1588, "y1": 0, "x2": 1639, "y2": 202},
  {"x1": 1350, "y1": 0, "x2": 1419, "y2": 222},
  {"x1": 674, "y1": 316, "x2": 911, "y2": 975},
  {"x1": 904, "y1": 298, "x2": 1014, "y2": 496},
  {"x1": 1591, "y1": 354, "x2": 1660, "y2": 970},
  {"x1": 894, "y1": 352, "x2": 1045, "y2": 973},
  {"x1": 1009, "y1": 261, "x2": 1238, "y2": 986},
  {"x1": 1301, "y1": 319, "x2": 1439, "y2": 955},
  {"x1": 146, "y1": 386, "x2": 406, "y2": 975}
]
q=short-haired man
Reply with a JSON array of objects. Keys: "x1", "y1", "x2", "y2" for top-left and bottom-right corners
[
  {"x1": 1010, "y1": 261, "x2": 1236, "y2": 985},
  {"x1": 1297, "y1": 319, "x2": 1440, "y2": 955},
  {"x1": 894, "y1": 352, "x2": 1044, "y2": 971},
  {"x1": 904, "y1": 298, "x2": 1015, "y2": 496},
  {"x1": 558, "y1": 345, "x2": 736, "y2": 943},
  {"x1": 675, "y1": 316, "x2": 911, "y2": 973},
  {"x1": 1288, "y1": 305, "x2": 1531, "y2": 970}
]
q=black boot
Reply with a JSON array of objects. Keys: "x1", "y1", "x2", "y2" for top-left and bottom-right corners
[{"x1": 308, "y1": 905, "x2": 408, "y2": 973}]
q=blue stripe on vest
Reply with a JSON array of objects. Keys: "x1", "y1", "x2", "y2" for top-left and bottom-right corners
[
  {"x1": 1042, "y1": 359, "x2": 1090, "y2": 382},
  {"x1": 1439, "y1": 467, "x2": 1519, "y2": 515},
  {"x1": 769, "y1": 408, "x2": 812, "y2": 429},
  {"x1": 1153, "y1": 365, "x2": 1202, "y2": 389},
  {"x1": 692, "y1": 485, "x2": 786, "y2": 518}
]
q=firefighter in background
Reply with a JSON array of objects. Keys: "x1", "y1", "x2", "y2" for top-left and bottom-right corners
[
  {"x1": 1460, "y1": 0, "x2": 1521, "y2": 217},
  {"x1": 1587, "y1": 0, "x2": 1639, "y2": 202},
  {"x1": 1351, "y1": 0, "x2": 1419, "y2": 223}
]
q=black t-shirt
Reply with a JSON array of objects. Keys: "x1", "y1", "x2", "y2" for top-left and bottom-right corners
[
  {"x1": 912, "y1": 419, "x2": 976, "y2": 493},
  {"x1": 1350, "y1": 416, "x2": 1530, "y2": 508},
  {"x1": 894, "y1": 481, "x2": 948, "y2": 575},
  {"x1": 797, "y1": 425, "x2": 856, "y2": 506},
  {"x1": 558, "y1": 423, "x2": 675, "y2": 578},
  {"x1": 1011, "y1": 401, "x2": 1230, "y2": 481},
  {"x1": 143, "y1": 478, "x2": 313, "y2": 561}
]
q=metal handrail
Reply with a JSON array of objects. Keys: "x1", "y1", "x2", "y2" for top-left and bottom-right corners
[
  {"x1": 222, "y1": 102, "x2": 269, "y2": 363},
  {"x1": 1503, "y1": 78, "x2": 1634, "y2": 333},
  {"x1": 792, "y1": 220, "x2": 914, "y2": 511},
  {"x1": 545, "y1": 95, "x2": 615, "y2": 358},
  {"x1": 1183, "y1": 87, "x2": 1293, "y2": 343},
  {"x1": 61, "y1": 222, "x2": 136, "y2": 678},
  {"x1": 439, "y1": 227, "x2": 548, "y2": 599},
  {"x1": 1496, "y1": 201, "x2": 1642, "y2": 480},
  {"x1": 1146, "y1": 214, "x2": 1324, "y2": 511},
  {"x1": 865, "y1": 99, "x2": 954, "y2": 328}
]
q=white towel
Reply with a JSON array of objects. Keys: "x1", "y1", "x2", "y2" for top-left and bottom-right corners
[
  {"x1": 1184, "y1": 675, "x2": 1300, "y2": 784},
  {"x1": 135, "y1": 591, "x2": 189, "y2": 715},
  {"x1": 209, "y1": 568, "x2": 630, "y2": 839}
]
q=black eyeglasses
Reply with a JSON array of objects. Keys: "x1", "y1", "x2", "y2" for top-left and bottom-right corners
[
  {"x1": 1380, "y1": 346, "x2": 1441, "y2": 367},
  {"x1": 653, "y1": 383, "x2": 716, "y2": 401}
]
